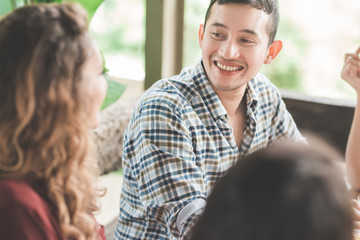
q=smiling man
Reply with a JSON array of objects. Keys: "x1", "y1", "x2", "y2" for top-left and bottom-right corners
[{"x1": 114, "y1": 0, "x2": 304, "y2": 239}]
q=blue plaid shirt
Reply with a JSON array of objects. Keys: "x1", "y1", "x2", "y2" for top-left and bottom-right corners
[{"x1": 114, "y1": 62, "x2": 304, "y2": 239}]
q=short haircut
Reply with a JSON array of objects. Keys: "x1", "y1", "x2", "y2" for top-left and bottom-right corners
[{"x1": 204, "y1": 0, "x2": 280, "y2": 44}]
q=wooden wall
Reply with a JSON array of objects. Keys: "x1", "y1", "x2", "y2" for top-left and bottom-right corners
[{"x1": 282, "y1": 90, "x2": 355, "y2": 156}]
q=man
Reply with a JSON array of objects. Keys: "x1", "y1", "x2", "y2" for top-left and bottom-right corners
[{"x1": 114, "y1": 0, "x2": 304, "y2": 239}]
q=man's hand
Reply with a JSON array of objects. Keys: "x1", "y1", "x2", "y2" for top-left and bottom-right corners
[
  {"x1": 341, "y1": 47, "x2": 360, "y2": 94},
  {"x1": 352, "y1": 198, "x2": 360, "y2": 230}
]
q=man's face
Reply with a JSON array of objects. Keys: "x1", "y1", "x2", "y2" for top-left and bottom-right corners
[{"x1": 199, "y1": 3, "x2": 273, "y2": 93}]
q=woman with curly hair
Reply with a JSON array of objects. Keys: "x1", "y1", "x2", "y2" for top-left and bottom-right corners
[{"x1": 0, "y1": 2, "x2": 107, "y2": 239}]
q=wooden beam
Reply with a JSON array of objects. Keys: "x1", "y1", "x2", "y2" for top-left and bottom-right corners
[
  {"x1": 144, "y1": 0, "x2": 164, "y2": 89},
  {"x1": 162, "y1": 0, "x2": 184, "y2": 78},
  {"x1": 144, "y1": 0, "x2": 184, "y2": 89}
]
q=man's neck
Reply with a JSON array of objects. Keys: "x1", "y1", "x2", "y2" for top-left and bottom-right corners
[
  {"x1": 214, "y1": 85, "x2": 248, "y2": 148},
  {"x1": 215, "y1": 85, "x2": 247, "y2": 117}
]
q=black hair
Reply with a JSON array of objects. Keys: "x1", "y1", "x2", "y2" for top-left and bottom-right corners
[{"x1": 204, "y1": 0, "x2": 280, "y2": 44}]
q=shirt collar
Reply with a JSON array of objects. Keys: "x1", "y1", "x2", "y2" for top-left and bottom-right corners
[
  {"x1": 245, "y1": 78, "x2": 259, "y2": 114},
  {"x1": 191, "y1": 61, "x2": 228, "y2": 122},
  {"x1": 191, "y1": 61, "x2": 260, "y2": 120}
]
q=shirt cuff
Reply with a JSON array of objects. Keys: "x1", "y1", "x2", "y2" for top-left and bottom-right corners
[{"x1": 176, "y1": 198, "x2": 206, "y2": 233}]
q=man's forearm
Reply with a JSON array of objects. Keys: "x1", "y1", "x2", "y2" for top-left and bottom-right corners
[{"x1": 346, "y1": 96, "x2": 360, "y2": 189}]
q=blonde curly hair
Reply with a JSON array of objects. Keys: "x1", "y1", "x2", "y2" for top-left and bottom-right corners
[{"x1": 0, "y1": 3, "x2": 102, "y2": 239}]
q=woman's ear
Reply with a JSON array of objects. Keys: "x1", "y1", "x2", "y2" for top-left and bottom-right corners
[
  {"x1": 264, "y1": 40, "x2": 283, "y2": 64},
  {"x1": 199, "y1": 24, "x2": 205, "y2": 47}
]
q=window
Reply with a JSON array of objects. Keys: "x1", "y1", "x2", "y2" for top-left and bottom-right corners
[{"x1": 90, "y1": 0, "x2": 145, "y2": 81}]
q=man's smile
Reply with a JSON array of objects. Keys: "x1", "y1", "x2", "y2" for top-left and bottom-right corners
[{"x1": 214, "y1": 61, "x2": 244, "y2": 72}]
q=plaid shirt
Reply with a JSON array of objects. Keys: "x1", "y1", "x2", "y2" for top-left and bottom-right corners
[{"x1": 114, "y1": 62, "x2": 304, "y2": 239}]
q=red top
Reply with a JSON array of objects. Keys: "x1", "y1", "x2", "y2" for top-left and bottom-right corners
[{"x1": 0, "y1": 179, "x2": 105, "y2": 240}]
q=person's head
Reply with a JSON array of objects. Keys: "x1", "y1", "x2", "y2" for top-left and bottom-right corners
[
  {"x1": 0, "y1": 3, "x2": 106, "y2": 239},
  {"x1": 199, "y1": 0, "x2": 282, "y2": 92},
  {"x1": 191, "y1": 143, "x2": 353, "y2": 240},
  {"x1": 204, "y1": 0, "x2": 280, "y2": 44}
]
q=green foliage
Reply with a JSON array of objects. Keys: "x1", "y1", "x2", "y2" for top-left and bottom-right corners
[
  {"x1": 92, "y1": 24, "x2": 136, "y2": 55},
  {"x1": 261, "y1": 19, "x2": 308, "y2": 92},
  {"x1": 66, "y1": 0, "x2": 103, "y2": 20},
  {"x1": 101, "y1": 26, "x2": 141, "y2": 57},
  {"x1": 112, "y1": 168, "x2": 123, "y2": 175},
  {"x1": 11, "y1": 0, "x2": 24, "y2": 9},
  {"x1": 277, "y1": 19, "x2": 308, "y2": 55},
  {"x1": 183, "y1": 0, "x2": 208, "y2": 67},
  {"x1": 4, "y1": 0, "x2": 103, "y2": 21},
  {"x1": 36, "y1": 0, "x2": 62, "y2": 3},
  {"x1": 3, "y1": 0, "x2": 126, "y2": 109},
  {"x1": 355, "y1": 38, "x2": 360, "y2": 46},
  {"x1": 101, "y1": 75, "x2": 127, "y2": 110},
  {"x1": 89, "y1": 0, "x2": 145, "y2": 59},
  {"x1": 0, "y1": 1, "x2": 12, "y2": 16},
  {"x1": 261, "y1": 58, "x2": 303, "y2": 91}
]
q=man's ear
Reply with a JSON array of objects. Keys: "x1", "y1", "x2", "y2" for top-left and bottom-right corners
[
  {"x1": 198, "y1": 24, "x2": 205, "y2": 47},
  {"x1": 264, "y1": 40, "x2": 283, "y2": 64}
]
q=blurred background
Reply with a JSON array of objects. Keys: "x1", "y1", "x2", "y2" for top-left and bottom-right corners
[
  {"x1": 2, "y1": 0, "x2": 359, "y2": 99},
  {"x1": 87, "y1": 0, "x2": 360, "y2": 100}
]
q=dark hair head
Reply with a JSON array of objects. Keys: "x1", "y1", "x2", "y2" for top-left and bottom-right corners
[
  {"x1": 191, "y1": 143, "x2": 353, "y2": 240},
  {"x1": 204, "y1": 0, "x2": 280, "y2": 44}
]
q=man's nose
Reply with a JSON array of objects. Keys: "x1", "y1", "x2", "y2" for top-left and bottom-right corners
[{"x1": 219, "y1": 39, "x2": 240, "y2": 59}]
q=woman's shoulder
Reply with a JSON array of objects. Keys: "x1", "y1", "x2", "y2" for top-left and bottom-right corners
[
  {"x1": 0, "y1": 179, "x2": 55, "y2": 220},
  {"x1": 0, "y1": 179, "x2": 44, "y2": 207},
  {"x1": 0, "y1": 179, "x2": 63, "y2": 239}
]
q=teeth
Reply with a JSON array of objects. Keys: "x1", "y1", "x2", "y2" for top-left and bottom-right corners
[{"x1": 216, "y1": 62, "x2": 242, "y2": 71}]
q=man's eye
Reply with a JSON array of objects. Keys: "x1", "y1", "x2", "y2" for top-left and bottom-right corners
[
  {"x1": 211, "y1": 32, "x2": 223, "y2": 39},
  {"x1": 240, "y1": 38, "x2": 254, "y2": 44}
]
